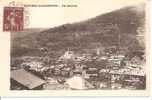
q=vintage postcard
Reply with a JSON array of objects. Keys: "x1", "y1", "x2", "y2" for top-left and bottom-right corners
[{"x1": 0, "y1": 0, "x2": 150, "y2": 96}]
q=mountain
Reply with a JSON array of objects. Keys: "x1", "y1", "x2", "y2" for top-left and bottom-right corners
[{"x1": 11, "y1": 4, "x2": 146, "y2": 57}]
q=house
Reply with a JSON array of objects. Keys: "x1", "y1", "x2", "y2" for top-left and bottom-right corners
[
  {"x1": 21, "y1": 61, "x2": 46, "y2": 72},
  {"x1": 11, "y1": 69, "x2": 45, "y2": 90},
  {"x1": 130, "y1": 56, "x2": 145, "y2": 66},
  {"x1": 65, "y1": 75, "x2": 94, "y2": 90},
  {"x1": 58, "y1": 51, "x2": 75, "y2": 61}
]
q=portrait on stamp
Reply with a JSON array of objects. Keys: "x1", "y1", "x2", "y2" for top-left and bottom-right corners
[{"x1": 3, "y1": 7, "x2": 24, "y2": 31}]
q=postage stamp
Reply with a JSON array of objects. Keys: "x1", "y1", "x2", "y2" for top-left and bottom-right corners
[{"x1": 3, "y1": 7, "x2": 24, "y2": 32}]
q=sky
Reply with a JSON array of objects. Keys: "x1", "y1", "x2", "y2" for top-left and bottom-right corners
[
  {"x1": 0, "y1": 0, "x2": 146, "y2": 28},
  {"x1": 27, "y1": 0, "x2": 146, "y2": 28}
]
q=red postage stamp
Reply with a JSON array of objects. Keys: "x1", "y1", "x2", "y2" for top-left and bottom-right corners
[{"x1": 3, "y1": 7, "x2": 24, "y2": 32}]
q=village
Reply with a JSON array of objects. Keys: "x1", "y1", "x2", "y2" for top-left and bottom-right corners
[{"x1": 10, "y1": 46, "x2": 146, "y2": 90}]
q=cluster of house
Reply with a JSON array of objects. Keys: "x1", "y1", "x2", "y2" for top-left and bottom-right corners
[
  {"x1": 57, "y1": 50, "x2": 146, "y2": 89},
  {"x1": 11, "y1": 49, "x2": 146, "y2": 90}
]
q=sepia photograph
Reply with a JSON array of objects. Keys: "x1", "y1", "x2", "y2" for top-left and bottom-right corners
[{"x1": 10, "y1": 3, "x2": 147, "y2": 91}]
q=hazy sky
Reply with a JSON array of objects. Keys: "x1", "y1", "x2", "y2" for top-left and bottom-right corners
[{"x1": 0, "y1": 0, "x2": 146, "y2": 28}]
